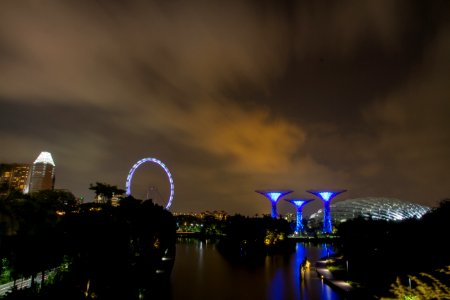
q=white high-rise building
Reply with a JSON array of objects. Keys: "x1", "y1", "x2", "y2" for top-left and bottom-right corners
[{"x1": 27, "y1": 151, "x2": 55, "y2": 193}]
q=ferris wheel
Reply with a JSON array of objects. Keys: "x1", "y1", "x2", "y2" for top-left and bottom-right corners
[{"x1": 125, "y1": 157, "x2": 174, "y2": 209}]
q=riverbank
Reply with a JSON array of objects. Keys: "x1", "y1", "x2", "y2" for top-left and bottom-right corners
[
  {"x1": 315, "y1": 260, "x2": 353, "y2": 294},
  {"x1": 315, "y1": 258, "x2": 377, "y2": 299},
  {"x1": 288, "y1": 235, "x2": 341, "y2": 243},
  {"x1": 178, "y1": 232, "x2": 342, "y2": 244}
]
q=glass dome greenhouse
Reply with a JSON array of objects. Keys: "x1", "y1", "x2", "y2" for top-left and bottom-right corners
[{"x1": 308, "y1": 197, "x2": 431, "y2": 227}]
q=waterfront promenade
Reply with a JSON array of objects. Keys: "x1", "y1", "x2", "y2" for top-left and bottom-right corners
[{"x1": 315, "y1": 259, "x2": 353, "y2": 294}]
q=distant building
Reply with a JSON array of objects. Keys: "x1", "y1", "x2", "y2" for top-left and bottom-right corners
[
  {"x1": 0, "y1": 164, "x2": 31, "y2": 194},
  {"x1": 173, "y1": 210, "x2": 229, "y2": 221},
  {"x1": 111, "y1": 193, "x2": 122, "y2": 207},
  {"x1": 94, "y1": 192, "x2": 123, "y2": 206},
  {"x1": 28, "y1": 151, "x2": 55, "y2": 193}
]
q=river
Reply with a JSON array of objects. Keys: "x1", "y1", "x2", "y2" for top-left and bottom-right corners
[{"x1": 157, "y1": 238, "x2": 345, "y2": 300}]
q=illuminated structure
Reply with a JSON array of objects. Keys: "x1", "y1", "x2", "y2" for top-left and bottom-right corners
[
  {"x1": 126, "y1": 157, "x2": 174, "y2": 210},
  {"x1": 255, "y1": 190, "x2": 293, "y2": 218},
  {"x1": 307, "y1": 190, "x2": 346, "y2": 234},
  {"x1": 284, "y1": 198, "x2": 314, "y2": 233},
  {"x1": 309, "y1": 197, "x2": 431, "y2": 227},
  {"x1": 0, "y1": 164, "x2": 30, "y2": 194},
  {"x1": 28, "y1": 151, "x2": 55, "y2": 193}
]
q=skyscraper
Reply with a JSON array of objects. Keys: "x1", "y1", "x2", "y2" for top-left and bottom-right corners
[{"x1": 28, "y1": 151, "x2": 55, "y2": 193}]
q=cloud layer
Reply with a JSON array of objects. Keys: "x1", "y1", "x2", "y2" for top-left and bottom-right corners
[{"x1": 1, "y1": 0, "x2": 449, "y2": 214}]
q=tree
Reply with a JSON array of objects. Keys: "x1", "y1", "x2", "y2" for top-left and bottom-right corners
[
  {"x1": 89, "y1": 182, "x2": 125, "y2": 203},
  {"x1": 382, "y1": 266, "x2": 450, "y2": 299},
  {"x1": 51, "y1": 189, "x2": 79, "y2": 213}
]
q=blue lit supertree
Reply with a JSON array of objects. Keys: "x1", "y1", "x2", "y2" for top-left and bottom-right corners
[
  {"x1": 284, "y1": 199, "x2": 314, "y2": 233},
  {"x1": 255, "y1": 190, "x2": 293, "y2": 218},
  {"x1": 307, "y1": 190, "x2": 346, "y2": 234}
]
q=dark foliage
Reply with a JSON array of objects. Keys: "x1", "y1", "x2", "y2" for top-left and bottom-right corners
[
  {"x1": 337, "y1": 199, "x2": 450, "y2": 297},
  {"x1": 0, "y1": 189, "x2": 176, "y2": 299},
  {"x1": 217, "y1": 215, "x2": 294, "y2": 263}
]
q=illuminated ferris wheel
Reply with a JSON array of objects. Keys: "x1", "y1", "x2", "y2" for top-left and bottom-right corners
[{"x1": 125, "y1": 157, "x2": 174, "y2": 209}]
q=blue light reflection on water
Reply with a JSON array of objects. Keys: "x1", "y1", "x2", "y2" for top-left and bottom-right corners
[
  {"x1": 171, "y1": 239, "x2": 343, "y2": 300},
  {"x1": 269, "y1": 270, "x2": 285, "y2": 300},
  {"x1": 266, "y1": 242, "x2": 342, "y2": 300},
  {"x1": 295, "y1": 243, "x2": 341, "y2": 300},
  {"x1": 321, "y1": 243, "x2": 335, "y2": 259}
]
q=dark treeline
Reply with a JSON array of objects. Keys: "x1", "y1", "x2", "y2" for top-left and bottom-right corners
[
  {"x1": 216, "y1": 215, "x2": 294, "y2": 262},
  {"x1": 0, "y1": 189, "x2": 176, "y2": 299},
  {"x1": 175, "y1": 213, "x2": 295, "y2": 262},
  {"x1": 336, "y1": 199, "x2": 450, "y2": 297}
]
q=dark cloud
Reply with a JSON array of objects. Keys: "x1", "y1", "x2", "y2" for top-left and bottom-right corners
[{"x1": 0, "y1": 0, "x2": 449, "y2": 214}]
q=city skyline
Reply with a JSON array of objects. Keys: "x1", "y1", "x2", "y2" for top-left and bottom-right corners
[{"x1": 1, "y1": 1, "x2": 449, "y2": 215}]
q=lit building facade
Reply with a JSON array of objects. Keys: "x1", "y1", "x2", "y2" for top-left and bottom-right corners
[
  {"x1": 28, "y1": 151, "x2": 55, "y2": 193},
  {"x1": 0, "y1": 164, "x2": 30, "y2": 194}
]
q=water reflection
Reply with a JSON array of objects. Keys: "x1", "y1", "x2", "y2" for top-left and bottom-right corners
[
  {"x1": 170, "y1": 239, "x2": 344, "y2": 300},
  {"x1": 197, "y1": 239, "x2": 204, "y2": 269},
  {"x1": 266, "y1": 243, "x2": 341, "y2": 300},
  {"x1": 320, "y1": 243, "x2": 335, "y2": 259}
]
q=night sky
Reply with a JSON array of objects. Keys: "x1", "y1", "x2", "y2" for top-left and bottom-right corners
[{"x1": 1, "y1": 1, "x2": 449, "y2": 215}]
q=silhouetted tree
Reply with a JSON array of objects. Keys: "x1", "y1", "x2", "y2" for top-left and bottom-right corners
[
  {"x1": 89, "y1": 182, "x2": 125, "y2": 203},
  {"x1": 218, "y1": 215, "x2": 293, "y2": 261}
]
